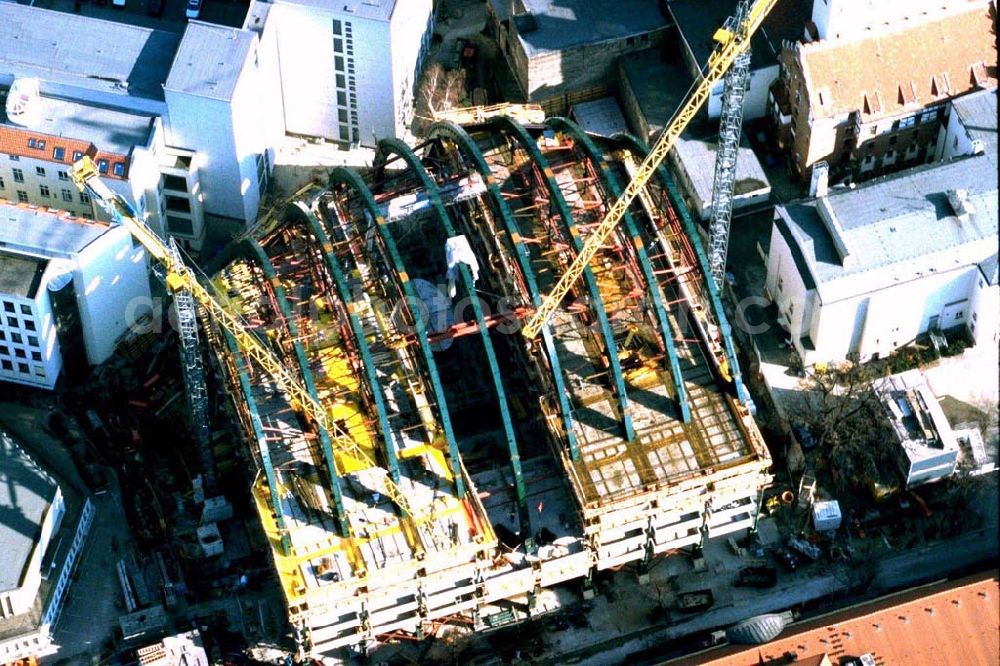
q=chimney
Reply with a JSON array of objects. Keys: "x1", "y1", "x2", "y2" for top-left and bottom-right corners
[
  {"x1": 809, "y1": 161, "x2": 829, "y2": 198},
  {"x1": 946, "y1": 188, "x2": 975, "y2": 222}
]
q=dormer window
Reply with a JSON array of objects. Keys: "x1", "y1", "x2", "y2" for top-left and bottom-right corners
[
  {"x1": 97, "y1": 159, "x2": 109, "y2": 174},
  {"x1": 113, "y1": 162, "x2": 125, "y2": 177},
  {"x1": 72, "y1": 151, "x2": 84, "y2": 161},
  {"x1": 53, "y1": 147, "x2": 66, "y2": 160},
  {"x1": 27, "y1": 138, "x2": 36, "y2": 148}
]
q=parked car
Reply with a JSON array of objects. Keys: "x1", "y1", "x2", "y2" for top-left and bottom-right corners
[
  {"x1": 186, "y1": 0, "x2": 203, "y2": 18},
  {"x1": 112, "y1": 0, "x2": 126, "y2": 7},
  {"x1": 146, "y1": 0, "x2": 165, "y2": 15}
]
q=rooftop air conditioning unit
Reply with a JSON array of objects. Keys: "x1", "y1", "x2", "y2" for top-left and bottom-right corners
[{"x1": 5, "y1": 78, "x2": 41, "y2": 127}]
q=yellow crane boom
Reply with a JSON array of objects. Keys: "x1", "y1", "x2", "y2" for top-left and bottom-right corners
[
  {"x1": 69, "y1": 157, "x2": 416, "y2": 520},
  {"x1": 521, "y1": 0, "x2": 779, "y2": 339}
]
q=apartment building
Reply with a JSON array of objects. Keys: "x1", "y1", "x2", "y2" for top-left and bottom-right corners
[
  {"x1": 771, "y1": 1, "x2": 996, "y2": 182},
  {"x1": 488, "y1": 0, "x2": 670, "y2": 112},
  {"x1": 0, "y1": 203, "x2": 149, "y2": 389},
  {"x1": 764, "y1": 139, "x2": 997, "y2": 365},
  {"x1": 263, "y1": 0, "x2": 434, "y2": 145},
  {"x1": 0, "y1": 4, "x2": 282, "y2": 251},
  {"x1": 0, "y1": 429, "x2": 94, "y2": 662}
]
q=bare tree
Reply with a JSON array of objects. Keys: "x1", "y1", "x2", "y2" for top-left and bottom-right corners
[
  {"x1": 412, "y1": 62, "x2": 467, "y2": 136},
  {"x1": 794, "y1": 363, "x2": 897, "y2": 494}
]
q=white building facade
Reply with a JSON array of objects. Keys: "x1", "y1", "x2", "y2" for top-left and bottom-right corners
[
  {"x1": 765, "y1": 145, "x2": 998, "y2": 366},
  {"x1": 265, "y1": 0, "x2": 434, "y2": 146},
  {"x1": 0, "y1": 205, "x2": 150, "y2": 389},
  {"x1": 0, "y1": 430, "x2": 94, "y2": 663}
]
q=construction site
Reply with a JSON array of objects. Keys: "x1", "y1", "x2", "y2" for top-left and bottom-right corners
[{"x1": 200, "y1": 115, "x2": 772, "y2": 653}]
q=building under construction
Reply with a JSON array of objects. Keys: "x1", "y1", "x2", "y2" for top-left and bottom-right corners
[{"x1": 208, "y1": 116, "x2": 772, "y2": 654}]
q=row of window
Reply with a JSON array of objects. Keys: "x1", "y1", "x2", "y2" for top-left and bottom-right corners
[
  {"x1": 5, "y1": 152, "x2": 125, "y2": 176},
  {"x1": 0, "y1": 182, "x2": 89, "y2": 206},
  {"x1": 0, "y1": 345, "x2": 43, "y2": 361},
  {"x1": 0, "y1": 324, "x2": 39, "y2": 340},
  {"x1": 0, "y1": 358, "x2": 46, "y2": 379}
]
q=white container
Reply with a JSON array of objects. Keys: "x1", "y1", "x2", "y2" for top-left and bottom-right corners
[{"x1": 813, "y1": 500, "x2": 842, "y2": 531}]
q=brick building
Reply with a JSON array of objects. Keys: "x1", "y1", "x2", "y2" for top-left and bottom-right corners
[{"x1": 771, "y1": 1, "x2": 996, "y2": 183}]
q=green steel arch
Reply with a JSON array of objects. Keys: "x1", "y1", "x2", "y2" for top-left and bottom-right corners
[
  {"x1": 487, "y1": 115, "x2": 635, "y2": 442},
  {"x1": 283, "y1": 201, "x2": 402, "y2": 487},
  {"x1": 220, "y1": 329, "x2": 292, "y2": 555},
  {"x1": 376, "y1": 137, "x2": 530, "y2": 533},
  {"x1": 328, "y1": 165, "x2": 465, "y2": 498},
  {"x1": 427, "y1": 120, "x2": 581, "y2": 460},
  {"x1": 611, "y1": 132, "x2": 752, "y2": 410},
  {"x1": 238, "y1": 239, "x2": 349, "y2": 537},
  {"x1": 548, "y1": 117, "x2": 691, "y2": 423}
]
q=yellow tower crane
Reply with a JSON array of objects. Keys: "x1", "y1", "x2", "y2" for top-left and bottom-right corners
[
  {"x1": 521, "y1": 0, "x2": 779, "y2": 339},
  {"x1": 70, "y1": 157, "x2": 417, "y2": 522}
]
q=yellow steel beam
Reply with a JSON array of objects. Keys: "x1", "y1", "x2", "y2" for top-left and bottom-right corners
[
  {"x1": 522, "y1": 0, "x2": 779, "y2": 339},
  {"x1": 70, "y1": 157, "x2": 417, "y2": 521}
]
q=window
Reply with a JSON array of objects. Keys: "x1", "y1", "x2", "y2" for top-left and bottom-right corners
[
  {"x1": 31, "y1": 351, "x2": 40, "y2": 362},
  {"x1": 864, "y1": 155, "x2": 874, "y2": 164},
  {"x1": 36, "y1": 140, "x2": 45, "y2": 150},
  {"x1": 8, "y1": 154, "x2": 18, "y2": 161},
  {"x1": 80, "y1": 191, "x2": 90, "y2": 204},
  {"x1": 337, "y1": 91, "x2": 347, "y2": 106},
  {"x1": 166, "y1": 216, "x2": 194, "y2": 236},
  {"x1": 12, "y1": 168, "x2": 23, "y2": 183},
  {"x1": 18, "y1": 363, "x2": 28, "y2": 374},
  {"x1": 27, "y1": 138, "x2": 36, "y2": 148},
  {"x1": 97, "y1": 159, "x2": 109, "y2": 174},
  {"x1": 36, "y1": 166, "x2": 46, "y2": 177},
  {"x1": 889, "y1": 135, "x2": 898, "y2": 145},
  {"x1": 162, "y1": 174, "x2": 187, "y2": 191},
  {"x1": 72, "y1": 151, "x2": 84, "y2": 161},
  {"x1": 334, "y1": 37, "x2": 343, "y2": 53},
  {"x1": 165, "y1": 195, "x2": 191, "y2": 213},
  {"x1": 1, "y1": 360, "x2": 10, "y2": 371},
  {"x1": 336, "y1": 74, "x2": 346, "y2": 89},
  {"x1": 53, "y1": 147, "x2": 66, "y2": 160},
  {"x1": 39, "y1": 185, "x2": 49, "y2": 197},
  {"x1": 16, "y1": 190, "x2": 27, "y2": 203},
  {"x1": 24, "y1": 320, "x2": 34, "y2": 332},
  {"x1": 11, "y1": 333, "x2": 22, "y2": 344},
  {"x1": 14, "y1": 348, "x2": 25, "y2": 359},
  {"x1": 113, "y1": 163, "x2": 125, "y2": 177},
  {"x1": 58, "y1": 171, "x2": 69, "y2": 181},
  {"x1": 2, "y1": 302, "x2": 13, "y2": 313},
  {"x1": 335, "y1": 56, "x2": 344, "y2": 72},
  {"x1": 333, "y1": 19, "x2": 342, "y2": 35},
  {"x1": 62, "y1": 189, "x2": 73, "y2": 202},
  {"x1": 899, "y1": 116, "x2": 915, "y2": 129}
]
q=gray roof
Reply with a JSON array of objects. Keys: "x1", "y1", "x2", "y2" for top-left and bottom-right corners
[
  {"x1": 273, "y1": 0, "x2": 396, "y2": 21},
  {"x1": 166, "y1": 22, "x2": 255, "y2": 102},
  {"x1": 0, "y1": 252, "x2": 47, "y2": 299},
  {"x1": 775, "y1": 149, "x2": 999, "y2": 303},
  {"x1": 495, "y1": 0, "x2": 667, "y2": 57},
  {"x1": 0, "y1": 91, "x2": 154, "y2": 156},
  {"x1": 672, "y1": 133, "x2": 770, "y2": 217},
  {"x1": 0, "y1": 4, "x2": 180, "y2": 101},
  {"x1": 952, "y1": 88, "x2": 998, "y2": 153},
  {"x1": 619, "y1": 47, "x2": 693, "y2": 140},
  {"x1": 0, "y1": 429, "x2": 59, "y2": 594},
  {"x1": 0, "y1": 204, "x2": 110, "y2": 259},
  {"x1": 670, "y1": 0, "x2": 812, "y2": 70}
]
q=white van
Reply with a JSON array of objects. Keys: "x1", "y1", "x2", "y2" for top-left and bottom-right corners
[{"x1": 186, "y1": 0, "x2": 203, "y2": 18}]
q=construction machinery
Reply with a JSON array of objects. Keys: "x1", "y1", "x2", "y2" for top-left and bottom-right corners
[
  {"x1": 521, "y1": 0, "x2": 778, "y2": 340},
  {"x1": 433, "y1": 102, "x2": 545, "y2": 126},
  {"x1": 69, "y1": 157, "x2": 419, "y2": 530}
]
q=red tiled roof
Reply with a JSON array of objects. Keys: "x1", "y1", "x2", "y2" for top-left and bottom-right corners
[
  {"x1": 797, "y1": 3, "x2": 997, "y2": 120},
  {"x1": 0, "y1": 125, "x2": 130, "y2": 180},
  {"x1": 667, "y1": 571, "x2": 1000, "y2": 666}
]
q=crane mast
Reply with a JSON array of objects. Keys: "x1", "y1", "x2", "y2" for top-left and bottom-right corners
[
  {"x1": 708, "y1": 0, "x2": 753, "y2": 289},
  {"x1": 168, "y1": 237, "x2": 215, "y2": 491},
  {"x1": 521, "y1": 0, "x2": 778, "y2": 340},
  {"x1": 70, "y1": 157, "x2": 417, "y2": 522}
]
